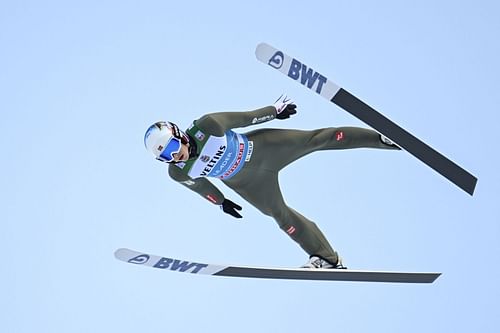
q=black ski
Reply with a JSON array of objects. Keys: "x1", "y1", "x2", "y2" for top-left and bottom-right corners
[
  {"x1": 115, "y1": 248, "x2": 441, "y2": 283},
  {"x1": 255, "y1": 42, "x2": 477, "y2": 195}
]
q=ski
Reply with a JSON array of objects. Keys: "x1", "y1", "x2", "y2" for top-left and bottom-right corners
[
  {"x1": 115, "y1": 248, "x2": 441, "y2": 284},
  {"x1": 255, "y1": 42, "x2": 477, "y2": 196}
]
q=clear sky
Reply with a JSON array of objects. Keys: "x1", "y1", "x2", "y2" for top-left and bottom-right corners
[{"x1": 1, "y1": 1, "x2": 499, "y2": 332}]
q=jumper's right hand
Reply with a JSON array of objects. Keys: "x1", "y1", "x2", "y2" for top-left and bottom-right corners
[
  {"x1": 274, "y1": 94, "x2": 297, "y2": 120},
  {"x1": 220, "y1": 198, "x2": 243, "y2": 219}
]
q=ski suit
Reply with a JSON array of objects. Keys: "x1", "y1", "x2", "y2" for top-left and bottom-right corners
[{"x1": 168, "y1": 106, "x2": 398, "y2": 264}]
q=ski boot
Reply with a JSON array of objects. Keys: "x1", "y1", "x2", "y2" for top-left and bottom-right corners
[
  {"x1": 301, "y1": 255, "x2": 346, "y2": 269},
  {"x1": 380, "y1": 134, "x2": 401, "y2": 149}
]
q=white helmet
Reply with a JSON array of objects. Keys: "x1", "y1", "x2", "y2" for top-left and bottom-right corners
[{"x1": 144, "y1": 121, "x2": 188, "y2": 162}]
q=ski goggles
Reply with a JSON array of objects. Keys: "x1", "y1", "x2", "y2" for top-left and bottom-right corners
[{"x1": 157, "y1": 137, "x2": 182, "y2": 163}]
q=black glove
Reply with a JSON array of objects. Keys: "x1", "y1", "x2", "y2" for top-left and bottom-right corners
[
  {"x1": 276, "y1": 103, "x2": 297, "y2": 120},
  {"x1": 220, "y1": 198, "x2": 243, "y2": 219},
  {"x1": 274, "y1": 94, "x2": 297, "y2": 120}
]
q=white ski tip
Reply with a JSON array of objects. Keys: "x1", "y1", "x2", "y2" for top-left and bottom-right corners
[
  {"x1": 255, "y1": 42, "x2": 270, "y2": 55},
  {"x1": 114, "y1": 248, "x2": 135, "y2": 261}
]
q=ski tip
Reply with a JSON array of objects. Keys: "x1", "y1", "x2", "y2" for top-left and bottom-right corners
[
  {"x1": 114, "y1": 248, "x2": 129, "y2": 259},
  {"x1": 255, "y1": 42, "x2": 268, "y2": 48},
  {"x1": 255, "y1": 42, "x2": 268, "y2": 56}
]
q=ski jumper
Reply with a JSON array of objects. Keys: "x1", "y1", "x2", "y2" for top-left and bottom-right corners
[{"x1": 168, "y1": 106, "x2": 398, "y2": 264}]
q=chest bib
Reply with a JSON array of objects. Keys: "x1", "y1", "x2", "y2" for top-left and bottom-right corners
[{"x1": 176, "y1": 124, "x2": 252, "y2": 180}]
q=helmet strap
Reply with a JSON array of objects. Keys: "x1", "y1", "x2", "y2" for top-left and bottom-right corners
[
  {"x1": 187, "y1": 134, "x2": 198, "y2": 159},
  {"x1": 168, "y1": 121, "x2": 189, "y2": 145}
]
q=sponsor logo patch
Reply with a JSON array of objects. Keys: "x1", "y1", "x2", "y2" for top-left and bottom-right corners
[
  {"x1": 286, "y1": 57, "x2": 328, "y2": 94},
  {"x1": 195, "y1": 130, "x2": 205, "y2": 141},
  {"x1": 128, "y1": 254, "x2": 150, "y2": 264},
  {"x1": 245, "y1": 141, "x2": 254, "y2": 162},
  {"x1": 268, "y1": 51, "x2": 284, "y2": 69},
  {"x1": 221, "y1": 143, "x2": 244, "y2": 179},
  {"x1": 206, "y1": 194, "x2": 217, "y2": 204},
  {"x1": 252, "y1": 115, "x2": 274, "y2": 124},
  {"x1": 200, "y1": 145, "x2": 227, "y2": 176},
  {"x1": 335, "y1": 131, "x2": 344, "y2": 141},
  {"x1": 153, "y1": 257, "x2": 208, "y2": 273}
]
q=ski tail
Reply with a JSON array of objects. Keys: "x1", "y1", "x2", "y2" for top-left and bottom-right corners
[{"x1": 332, "y1": 88, "x2": 477, "y2": 195}]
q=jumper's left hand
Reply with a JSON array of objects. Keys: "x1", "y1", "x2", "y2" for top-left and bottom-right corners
[{"x1": 274, "y1": 94, "x2": 297, "y2": 120}]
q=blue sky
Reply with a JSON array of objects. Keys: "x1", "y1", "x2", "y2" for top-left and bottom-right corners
[{"x1": 1, "y1": 1, "x2": 499, "y2": 332}]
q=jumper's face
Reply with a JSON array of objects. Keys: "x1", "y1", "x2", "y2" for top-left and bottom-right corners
[{"x1": 171, "y1": 143, "x2": 190, "y2": 162}]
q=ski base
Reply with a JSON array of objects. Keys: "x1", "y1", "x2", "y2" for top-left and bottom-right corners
[{"x1": 115, "y1": 248, "x2": 441, "y2": 284}]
